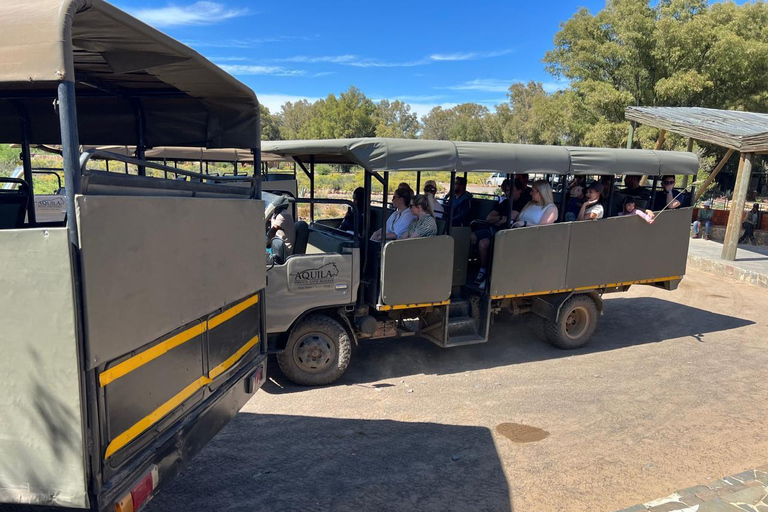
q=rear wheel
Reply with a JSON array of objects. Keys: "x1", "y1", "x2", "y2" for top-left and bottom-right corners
[
  {"x1": 542, "y1": 295, "x2": 598, "y2": 349},
  {"x1": 277, "y1": 315, "x2": 352, "y2": 386}
]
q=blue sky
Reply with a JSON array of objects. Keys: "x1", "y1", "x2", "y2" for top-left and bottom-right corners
[{"x1": 114, "y1": 0, "x2": 613, "y2": 118}]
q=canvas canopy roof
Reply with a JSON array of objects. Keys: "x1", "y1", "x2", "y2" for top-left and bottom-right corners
[
  {"x1": 262, "y1": 138, "x2": 699, "y2": 176},
  {"x1": 0, "y1": 0, "x2": 259, "y2": 149}
]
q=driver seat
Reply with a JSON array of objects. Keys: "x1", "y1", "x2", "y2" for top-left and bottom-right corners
[{"x1": 293, "y1": 221, "x2": 309, "y2": 255}]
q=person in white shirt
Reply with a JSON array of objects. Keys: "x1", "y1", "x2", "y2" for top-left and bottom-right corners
[
  {"x1": 371, "y1": 187, "x2": 416, "y2": 241},
  {"x1": 578, "y1": 182, "x2": 605, "y2": 221},
  {"x1": 511, "y1": 180, "x2": 558, "y2": 228}
]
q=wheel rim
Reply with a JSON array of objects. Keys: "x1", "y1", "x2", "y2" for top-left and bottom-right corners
[
  {"x1": 293, "y1": 333, "x2": 336, "y2": 374},
  {"x1": 564, "y1": 306, "x2": 589, "y2": 340}
]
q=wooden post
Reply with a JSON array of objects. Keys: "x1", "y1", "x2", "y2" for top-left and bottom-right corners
[
  {"x1": 626, "y1": 121, "x2": 636, "y2": 149},
  {"x1": 682, "y1": 138, "x2": 694, "y2": 189},
  {"x1": 694, "y1": 148, "x2": 735, "y2": 204},
  {"x1": 641, "y1": 129, "x2": 666, "y2": 185},
  {"x1": 722, "y1": 152, "x2": 753, "y2": 261}
]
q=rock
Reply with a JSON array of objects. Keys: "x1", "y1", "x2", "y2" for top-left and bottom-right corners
[
  {"x1": 451, "y1": 454, "x2": 461, "y2": 461},
  {"x1": 407, "y1": 389, "x2": 414, "y2": 393}
]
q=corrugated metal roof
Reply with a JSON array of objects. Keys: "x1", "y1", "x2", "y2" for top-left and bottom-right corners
[{"x1": 625, "y1": 106, "x2": 768, "y2": 152}]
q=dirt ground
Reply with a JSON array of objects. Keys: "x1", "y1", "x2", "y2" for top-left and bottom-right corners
[{"x1": 145, "y1": 269, "x2": 768, "y2": 512}]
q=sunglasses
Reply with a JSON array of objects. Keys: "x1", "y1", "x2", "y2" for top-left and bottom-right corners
[
  {"x1": 662, "y1": 180, "x2": 675, "y2": 185},
  {"x1": 424, "y1": 186, "x2": 436, "y2": 193}
]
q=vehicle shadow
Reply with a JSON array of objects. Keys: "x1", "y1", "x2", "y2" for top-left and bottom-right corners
[
  {"x1": 265, "y1": 296, "x2": 753, "y2": 392},
  {"x1": 144, "y1": 413, "x2": 513, "y2": 512}
]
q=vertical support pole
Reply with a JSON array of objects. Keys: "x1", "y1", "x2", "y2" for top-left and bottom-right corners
[
  {"x1": 722, "y1": 153, "x2": 753, "y2": 261},
  {"x1": 641, "y1": 129, "x2": 666, "y2": 186},
  {"x1": 105, "y1": 159, "x2": 110, "y2": 173},
  {"x1": 682, "y1": 138, "x2": 694, "y2": 190},
  {"x1": 507, "y1": 173, "x2": 514, "y2": 226},
  {"x1": 18, "y1": 107, "x2": 37, "y2": 225},
  {"x1": 559, "y1": 174, "x2": 568, "y2": 221},
  {"x1": 416, "y1": 172, "x2": 421, "y2": 194},
  {"x1": 133, "y1": 100, "x2": 146, "y2": 176},
  {"x1": 447, "y1": 171, "x2": 456, "y2": 235},
  {"x1": 626, "y1": 121, "x2": 636, "y2": 150},
  {"x1": 361, "y1": 170, "x2": 372, "y2": 296},
  {"x1": 606, "y1": 176, "x2": 615, "y2": 217},
  {"x1": 252, "y1": 147, "x2": 262, "y2": 199},
  {"x1": 234, "y1": 161, "x2": 238, "y2": 176},
  {"x1": 310, "y1": 155, "x2": 315, "y2": 223},
  {"x1": 379, "y1": 173, "x2": 389, "y2": 275},
  {"x1": 58, "y1": 80, "x2": 82, "y2": 245},
  {"x1": 163, "y1": 158, "x2": 167, "y2": 179}
]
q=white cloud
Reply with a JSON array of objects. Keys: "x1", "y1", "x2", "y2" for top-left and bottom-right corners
[
  {"x1": 213, "y1": 56, "x2": 249, "y2": 62},
  {"x1": 392, "y1": 94, "x2": 449, "y2": 102},
  {"x1": 440, "y1": 79, "x2": 513, "y2": 93},
  {"x1": 258, "y1": 94, "x2": 322, "y2": 112},
  {"x1": 429, "y1": 49, "x2": 514, "y2": 61},
  {"x1": 279, "y1": 55, "x2": 359, "y2": 64},
  {"x1": 542, "y1": 81, "x2": 570, "y2": 93},
  {"x1": 409, "y1": 102, "x2": 459, "y2": 119},
  {"x1": 131, "y1": 1, "x2": 248, "y2": 28},
  {"x1": 219, "y1": 65, "x2": 305, "y2": 77}
]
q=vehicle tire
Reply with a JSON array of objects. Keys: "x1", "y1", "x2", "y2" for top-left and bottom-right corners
[
  {"x1": 277, "y1": 315, "x2": 352, "y2": 386},
  {"x1": 542, "y1": 294, "x2": 598, "y2": 350}
]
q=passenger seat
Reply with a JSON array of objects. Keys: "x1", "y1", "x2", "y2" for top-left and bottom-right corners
[
  {"x1": 292, "y1": 221, "x2": 310, "y2": 255},
  {"x1": 0, "y1": 178, "x2": 30, "y2": 229}
]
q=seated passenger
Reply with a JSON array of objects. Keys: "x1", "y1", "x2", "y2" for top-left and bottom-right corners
[
  {"x1": 618, "y1": 196, "x2": 654, "y2": 223},
  {"x1": 565, "y1": 185, "x2": 583, "y2": 222},
  {"x1": 423, "y1": 180, "x2": 444, "y2": 218},
  {"x1": 443, "y1": 176, "x2": 472, "y2": 227},
  {"x1": 267, "y1": 196, "x2": 296, "y2": 256},
  {"x1": 511, "y1": 180, "x2": 557, "y2": 227},
  {"x1": 397, "y1": 182, "x2": 415, "y2": 197},
  {"x1": 471, "y1": 179, "x2": 527, "y2": 287},
  {"x1": 653, "y1": 175, "x2": 681, "y2": 210},
  {"x1": 339, "y1": 186, "x2": 365, "y2": 233},
  {"x1": 578, "y1": 183, "x2": 605, "y2": 221},
  {"x1": 620, "y1": 175, "x2": 651, "y2": 200},
  {"x1": 692, "y1": 200, "x2": 713, "y2": 239},
  {"x1": 371, "y1": 187, "x2": 415, "y2": 241},
  {"x1": 401, "y1": 194, "x2": 438, "y2": 239}
]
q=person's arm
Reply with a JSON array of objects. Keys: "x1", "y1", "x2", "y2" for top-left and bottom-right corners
[
  {"x1": 370, "y1": 228, "x2": 382, "y2": 241},
  {"x1": 540, "y1": 206, "x2": 558, "y2": 225},
  {"x1": 486, "y1": 210, "x2": 500, "y2": 224},
  {"x1": 577, "y1": 200, "x2": 594, "y2": 221},
  {"x1": 635, "y1": 209, "x2": 654, "y2": 224},
  {"x1": 665, "y1": 188, "x2": 681, "y2": 209}
]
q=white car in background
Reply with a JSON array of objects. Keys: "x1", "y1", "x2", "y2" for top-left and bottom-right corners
[{"x1": 485, "y1": 172, "x2": 506, "y2": 187}]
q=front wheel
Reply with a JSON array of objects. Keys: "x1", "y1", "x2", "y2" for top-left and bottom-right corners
[
  {"x1": 277, "y1": 315, "x2": 352, "y2": 386},
  {"x1": 542, "y1": 295, "x2": 598, "y2": 349}
]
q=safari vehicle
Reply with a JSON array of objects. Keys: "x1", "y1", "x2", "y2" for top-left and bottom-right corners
[
  {"x1": 0, "y1": 1, "x2": 267, "y2": 511},
  {"x1": 260, "y1": 138, "x2": 698, "y2": 386}
]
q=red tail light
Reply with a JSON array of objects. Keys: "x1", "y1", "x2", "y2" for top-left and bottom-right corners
[{"x1": 115, "y1": 466, "x2": 158, "y2": 512}]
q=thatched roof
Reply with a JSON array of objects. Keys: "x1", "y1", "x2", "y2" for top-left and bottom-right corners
[{"x1": 625, "y1": 107, "x2": 768, "y2": 153}]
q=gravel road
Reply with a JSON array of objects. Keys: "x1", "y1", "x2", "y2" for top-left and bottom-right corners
[{"x1": 145, "y1": 269, "x2": 768, "y2": 512}]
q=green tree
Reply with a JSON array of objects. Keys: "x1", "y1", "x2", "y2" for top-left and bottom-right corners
[
  {"x1": 279, "y1": 99, "x2": 316, "y2": 140},
  {"x1": 374, "y1": 100, "x2": 419, "y2": 138},
  {"x1": 304, "y1": 86, "x2": 377, "y2": 139},
  {"x1": 260, "y1": 104, "x2": 282, "y2": 141},
  {"x1": 542, "y1": 0, "x2": 768, "y2": 149},
  {"x1": 421, "y1": 103, "x2": 492, "y2": 141},
  {"x1": 421, "y1": 107, "x2": 455, "y2": 140}
]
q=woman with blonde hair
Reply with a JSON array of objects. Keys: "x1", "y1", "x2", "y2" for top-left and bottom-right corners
[
  {"x1": 423, "y1": 180, "x2": 444, "y2": 218},
  {"x1": 401, "y1": 194, "x2": 438, "y2": 239},
  {"x1": 511, "y1": 180, "x2": 557, "y2": 227}
]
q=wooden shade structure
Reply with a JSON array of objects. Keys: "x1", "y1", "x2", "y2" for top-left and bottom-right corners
[{"x1": 625, "y1": 106, "x2": 768, "y2": 261}]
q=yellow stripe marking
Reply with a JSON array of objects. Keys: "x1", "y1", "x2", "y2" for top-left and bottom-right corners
[
  {"x1": 99, "y1": 323, "x2": 206, "y2": 387},
  {"x1": 490, "y1": 276, "x2": 682, "y2": 300},
  {"x1": 104, "y1": 375, "x2": 211, "y2": 459},
  {"x1": 104, "y1": 335, "x2": 261, "y2": 459},
  {"x1": 209, "y1": 335, "x2": 260, "y2": 380},
  {"x1": 208, "y1": 294, "x2": 259, "y2": 330},
  {"x1": 378, "y1": 299, "x2": 450, "y2": 311},
  {"x1": 99, "y1": 293, "x2": 259, "y2": 388}
]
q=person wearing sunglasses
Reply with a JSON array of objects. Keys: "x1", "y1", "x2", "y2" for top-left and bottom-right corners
[{"x1": 654, "y1": 175, "x2": 681, "y2": 210}]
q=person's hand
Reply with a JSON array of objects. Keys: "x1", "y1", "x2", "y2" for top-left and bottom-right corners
[
  {"x1": 512, "y1": 221, "x2": 524, "y2": 228},
  {"x1": 646, "y1": 210, "x2": 655, "y2": 219}
]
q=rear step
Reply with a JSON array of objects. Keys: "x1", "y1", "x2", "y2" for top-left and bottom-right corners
[
  {"x1": 444, "y1": 334, "x2": 486, "y2": 347},
  {"x1": 448, "y1": 298, "x2": 471, "y2": 319},
  {"x1": 447, "y1": 315, "x2": 476, "y2": 337}
]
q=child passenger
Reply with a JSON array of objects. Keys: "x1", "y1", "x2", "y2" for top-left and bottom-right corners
[
  {"x1": 565, "y1": 185, "x2": 583, "y2": 222},
  {"x1": 618, "y1": 196, "x2": 654, "y2": 224}
]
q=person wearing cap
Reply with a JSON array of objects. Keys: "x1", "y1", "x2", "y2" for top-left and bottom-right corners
[
  {"x1": 578, "y1": 182, "x2": 605, "y2": 221},
  {"x1": 267, "y1": 195, "x2": 296, "y2": 256},
  {"x1": 693, "y1": 200, "x2": 714, "y2": 240},
  {"x1": 738, "y1": 203, "x2": 760, "y2": 245},
  {"x1": 618, "y1": 196, "x2": 654, "y2": 224},
  {"x1": 423, "y1": 180, "x2": 444, "y2": 218}
]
